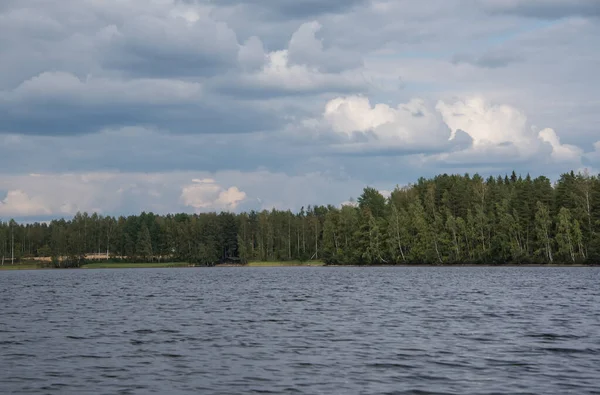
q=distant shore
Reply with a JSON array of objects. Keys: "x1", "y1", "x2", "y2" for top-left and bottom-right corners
[
  {"x1": 1, "y1": 260, "x2": 596, "y2": 271},
  {"x1": 0, "y1": 262, "x2": 191, "y2": 270}
]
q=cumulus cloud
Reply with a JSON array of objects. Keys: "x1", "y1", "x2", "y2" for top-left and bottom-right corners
[
  {"x1": 437, "y1": 97, "x2": 532, "y2": 148},
  {"x1": 538, "y1": 128, "x2": 584, "y2": 162},
  {"x1": 0, "y1": 0, "x2": 597, "y2": 220},
  {"x1": 181, "y1": 178, "x2": 247, "y2": 212},
  {"x1": 0, "y1": 170, "x2": 370, "y2": 219},
  {"x1": 432, "y1": 98, "x2": 585, "y2": 166},
  {"x1": 214, "y1": 22, "x2": 367, "y2": 97},
  {"x1": 318, "y1": 96, "x2": 456, "y2": 153},
  {"x1": 304, "y1": 95, "x2": 584, "y2": 167},
  {"x1": 0, "y1": 173, "x2": 124, "y2": 217},
  {"x1": 287, "y1": 21, "x2": 362, "y2": 73},
  {"x1": 0, "y1": 5, "x2": 368, "y2": 136},
  {"x1": 0, "y1": 190, "x2": 51, "y2": 217}
]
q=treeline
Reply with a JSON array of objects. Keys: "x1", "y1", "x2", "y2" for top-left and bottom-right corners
[{"x1": 1, "y1": 170, "x2": 600, "y2": 267}]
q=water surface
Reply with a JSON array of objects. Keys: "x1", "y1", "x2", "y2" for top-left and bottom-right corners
[{"x1": 1, "y1": 267, "x2": 600, "y2": 394}]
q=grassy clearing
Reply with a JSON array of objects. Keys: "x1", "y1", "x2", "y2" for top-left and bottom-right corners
[
  {"x1": 247, "y1": 261, "x2": 326, "y2": 267},
  {"x1": 82, "y1": 262, "x2": 190, "y2": 269},
  {"x1": 0, "y1": 263, "x2": 40, "y2": 271}
]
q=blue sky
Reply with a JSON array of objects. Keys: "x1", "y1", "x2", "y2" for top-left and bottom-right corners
[{"x1": 0, "y1": 0, "x2": 599, "y2": 220}]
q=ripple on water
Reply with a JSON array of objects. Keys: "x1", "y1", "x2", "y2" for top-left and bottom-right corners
[{"x1": 1, "y1": 267, "x2": 600, "y2": 395}]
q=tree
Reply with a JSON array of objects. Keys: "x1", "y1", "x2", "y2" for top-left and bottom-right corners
[
  {"x1": 322, "y1": 209, "x2": 341, "y2": 264},
  {"x1": 358, "y1": 187, "x2": 387, "y2": 218},
  {"x1": 136, "y1": 224, "x2": 153, "y2": 262},
  {"x1": 535, "y1": 201, "x2": 553, "y2": 263},
  {"x1": 1, "y1": 168, "x2": 597, "y2": 267},
  {"x1": 388, "y1": 204, "x2": 409, "y2": 263}
]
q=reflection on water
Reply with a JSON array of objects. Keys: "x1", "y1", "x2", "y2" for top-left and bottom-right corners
[{"x1": 1, "y1": 267, "x2": 600, "y2": 394}]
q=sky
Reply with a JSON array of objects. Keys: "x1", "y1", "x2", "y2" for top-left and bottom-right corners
[{"x1": 1, "y1": 0, "x2": 599, "y2": 221}]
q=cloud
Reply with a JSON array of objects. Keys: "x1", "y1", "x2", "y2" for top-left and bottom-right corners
[
  {"x1": 181, "y1": 178, "x2": 247, "y2": 212},
  {"x1": 0, "y1": 0, "x2": 598, "y2": 220},
  {"x1": 228, "y1": 50, "x2": 365, "y2": 95},
  {"x1": 538, "y1": 128, "x2": 584, "y2": 162},
  {"x1": 0, "y1": 72, "x2": 279, "y2": 135},
  {"x1": 299, "y1": 95, "x2": 584, "y2": 170},
  {"x1": 0, "y1": 170, "x2": 370, "y2": 220},
  {"x1": 437, "y1": 97, "x2": 532, "y2": 148},
  {"x1": 316, "y1": 96, "x2": 457, "y2": 153},
  {"x1": 8, "y1": 72, "x2": 202, "y2": 104},
  {"x1": 205, "y1": 0, "x2": 368, "y2": 19},
  {"x1": 432, "y1": 97, "x2": 585, "y2": 166},
  {"x1": 481, "y1": 0, "x2": 600, "y2": 19},
  {"x1": 100, "y1": 10, "x2": 240, "y2": 77},
  {"x1": 0, "y1": 190, "x2": 51, "y2": 217},
  {"x1": 585, "y1": 142, "x2": 600, "y2": 165},
  {"x1": 452, "y1": 50, "x2": 523, "y2": 69},
  {"x1": 238, "y1": 36, "x2": 268, "y2": 71},
  {"x1": 287, "y1": 21, "x2": 363, "y2": 73},
  {"x1": 213, "y1": 22, "x2": 367, "y2": 97}
]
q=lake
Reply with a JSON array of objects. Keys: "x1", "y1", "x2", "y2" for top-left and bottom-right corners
[{"x1": 1, "y1": 267, "x2": 600, "y2": 394}]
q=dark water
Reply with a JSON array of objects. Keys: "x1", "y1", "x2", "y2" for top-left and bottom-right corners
[{"x1": 1, "y1": 267, "x2": 600, "y2": 395}]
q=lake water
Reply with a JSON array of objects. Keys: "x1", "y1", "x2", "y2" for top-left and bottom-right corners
[{"x1": 1, "y1": 267, "x2": 600, "y2": 394}]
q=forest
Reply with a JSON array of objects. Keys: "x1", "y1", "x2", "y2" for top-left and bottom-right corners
[{"x1": 1, "y1": 170, "x2": 600, "y2": 267}]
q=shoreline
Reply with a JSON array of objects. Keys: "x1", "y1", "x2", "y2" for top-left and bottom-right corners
[{"x1": 1, "y1": 262, "x2": 596, "y2": 271}]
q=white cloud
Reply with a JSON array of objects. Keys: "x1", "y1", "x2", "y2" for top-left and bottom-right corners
[
  {"x1": 320, "y1": 95, "x2": 452, "y2": 151},
  {"x1": 435, "y1": 98, "x2": 585, "y2": 164},
  {"x1": 0, "y1": 190, "x2": 51, "y2": 217},
  {"x1": 436, "y1": 97, "x2": 531, "y2": 148},
  {"x1": 233, "y1": 49, "x2": 365, "y2": 94},
  {"x1": 0, "y1": 173, "x2": 123, "y2": 217},
  {"x1": 303, "y1": 95, "x2": 585, "y2": 168},
  {"x1": 0, "y1": 170, "x2": 371, "y2": 219},
  {"x1": 538, "y1": 128, "x2": 584, "y2": 162},
  {"x1": 181, "y1": 178, "x2": 247, "y2": 212},
  {"x1": 219, "y1": 22, "x2": 367, "y2": 95},
  {"x1": 324, "y1": 96, "x2": 397, "y2": 134},
  {"x1": 0, "y1": 0, "x2": 598, "y2": 217}
]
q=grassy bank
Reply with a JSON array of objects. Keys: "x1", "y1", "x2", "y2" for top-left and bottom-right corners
[
  {"x1": 0, "y1": 263, "x2": 40, "y2": 270},
  {"x1": 246, "y1": 261, "x2": 326, "y2": 267},
  {"x1": 82, "y1": 262, "x2": 190, "y2": 269}
]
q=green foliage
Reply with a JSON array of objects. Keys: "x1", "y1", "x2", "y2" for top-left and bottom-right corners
[
  {"x1": 1, "y1": 170, "x2": 600, "y2": 266},
  {"x1": 358, "y1": 187, "x2": 387, "y2": 218}
]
